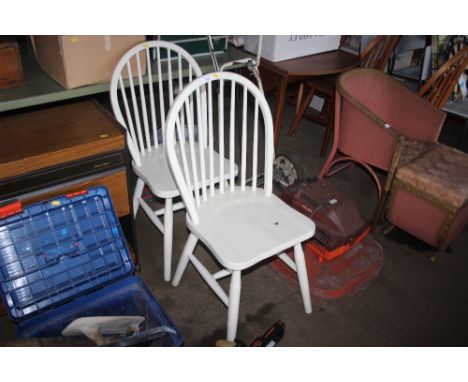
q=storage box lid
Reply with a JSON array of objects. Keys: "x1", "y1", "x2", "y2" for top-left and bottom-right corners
[{"x1": 0, "y1": 187, "x2": 133, "y2": 320}]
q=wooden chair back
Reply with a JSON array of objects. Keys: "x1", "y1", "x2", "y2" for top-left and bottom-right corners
[
  {"x1": 110, "y1": 40, "x2": 203, "y2": 167},
  {"x1": 360, "y1": 36, "x2": 400, "y2": 71},
  {"x1": 418, "y1": 45, "x2": 468, "y2": 109},
  {"x1": 166, "y1": 72, "x2": 275, "y2": 225}
]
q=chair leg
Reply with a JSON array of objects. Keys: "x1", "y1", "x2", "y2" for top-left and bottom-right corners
[
  {"x1": 226, "y1": 270, "x2": 242, "y2": 342},
  {"x1": 370, "y1": 189, "x2": 389, "y2": 232},
  {"x1": 133, "y1": 178, "x2": 145, "y2": 219},
  {"x1": 320, "y1": 102, "x2": 335, "y2": 157},
  {"x1": 296, "y1": 83, "x2": 305, "y2": 115},
  {"x1": 172, "y1": 233, "x2": 198, "y2": 287},
  {"x1": 294, "y1": 244, "x2": 312, "y2": 314},
  {"x1": 163, "y1": 198, "x2": 173, "y2": 282},
  {"x1": 288, "y1": 88, "x2": 315, "y2": 136}
]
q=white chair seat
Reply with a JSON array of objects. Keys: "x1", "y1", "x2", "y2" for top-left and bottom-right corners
[
  {"x1": 188, "y1": 189, "x2": 316, "y2": 271},
  {"x1": 136, "y1": 145, "x2": 234, "y2": 199},
  {"x1": 134, "y1": 146, "x2": 179, "y2": 199}
]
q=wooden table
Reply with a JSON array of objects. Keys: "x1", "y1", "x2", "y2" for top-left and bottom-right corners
[{"x1": 259, "y1": 49, "x2": 360, "y2": 146}]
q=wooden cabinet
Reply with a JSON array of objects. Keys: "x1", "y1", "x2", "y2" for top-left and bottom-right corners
[
  {"x1": 0, "y1": 100, "x2": 138, "y2": 317},
  {"x1": 0, "y1": 100, "x2": 135, "y2": 258},
  {"x1": 0, "y1": 100, "x2": 129, "y2": 196},
  {"x1": 0, "y1": 100, "x2": 124, "y2": 179}
]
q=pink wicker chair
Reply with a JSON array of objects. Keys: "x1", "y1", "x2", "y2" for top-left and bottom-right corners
[{"x1": 319, "y1": 68, "x2": 468, "y2": 249}]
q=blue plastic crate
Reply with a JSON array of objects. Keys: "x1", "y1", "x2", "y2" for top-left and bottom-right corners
[
  {"x1": 0, "y1": 187, "x2": 133, "y2": 320},
  {"x1": 17, "y1": 276, "x2": 183, "y2": 346},
  {"x1": 0, "y1": 187, "x2": 183, "y2": 346}
]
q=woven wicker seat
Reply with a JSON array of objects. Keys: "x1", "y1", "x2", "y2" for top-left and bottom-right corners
[{"x1": 388, "y1": 144, "x2": 468, "y2": 249}]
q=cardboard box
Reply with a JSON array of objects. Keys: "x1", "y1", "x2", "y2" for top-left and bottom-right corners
[
  {"x1": 31, "y1": 35, "x2": 145, "y2": 89},
  {"x1": 0, "y1": 38, "x2": 24, "y2": 89},
  {"x1": 243, "y1": 35, "x2": 341, "y2": 62}
]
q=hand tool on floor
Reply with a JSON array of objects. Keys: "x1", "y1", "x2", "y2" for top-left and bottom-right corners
[
  {"x1": 61, "y1": 316, "x2": 145, "y2": 345},
  {"x1": 104, "y1": 325, "x2": 177, "y2": 347},
  {"x1": 215, "y1": 320, "x2": 285, "y2": 347}
]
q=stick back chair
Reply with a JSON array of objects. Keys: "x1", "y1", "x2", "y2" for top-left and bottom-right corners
[
  {"x1": 110, "y1": 40, "x2": 203, "y2": 281},
  {"x1": 418, "y1": 45, "x2": 468, "y2": 109},
  {"x1": 165, "y1": 72, "x2": 315, "y2": 341}
]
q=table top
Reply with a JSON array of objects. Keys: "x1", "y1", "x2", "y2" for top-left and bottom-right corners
[
  {"x1": 443, "y1": 98, "x2": 468, "y2": 119},
  {"x1": 260, "y1": 49, "x2": 361, "y2": 78}
]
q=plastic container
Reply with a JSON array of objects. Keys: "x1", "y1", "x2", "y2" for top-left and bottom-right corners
[
  {"x1": 0, "y1": 187, "x2": 182, "y2": 346},
  {"x1": 0, "y1": 187, "x2": 133, "y2": 320},
  {"x1": 17, "y1": 276, "x2": 183, "y2": 346}
]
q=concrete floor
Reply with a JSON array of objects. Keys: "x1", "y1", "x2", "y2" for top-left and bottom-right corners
[
  {"x1": 1, "y1": 95, "x2": 467, "y2": 347},
  {"x1": 135, "y1": 100, "x2": 468, "y2": 346}
]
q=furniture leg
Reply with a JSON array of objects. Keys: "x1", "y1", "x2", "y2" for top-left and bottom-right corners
[
  {"x1": 133, "y1": 178, "x2": 145, "y2": 218},
  {"x1": 172, "y1": 233, "x2": 198, "y2": 286},
  {"x1": 273, "y1": 76, "x2": 289, "y2": 147},
  {"x1": 319, "y1": 91, "x2": 342, "y2": 178},
  {"x1": 371, "y1": 189, "x2": 389, "y2": 232},
  {"x1": 288, "y1": 88, "x2": 315, "y2": 136},
  {"x1": 296, "y1": 83, "x2": 304, "y2": 115},
  {"x1": 227, "y1": 270, "x2": 241, "y2": 341},
  {"x1": 163, "y1": 198, "x2": 173, "y2": 282},
  {"x1": 293, "y1": 244, "x2": 312, "y2": 314},
  {"x1": 320, "y1": 103, "x2": 335, "y2": 157}
]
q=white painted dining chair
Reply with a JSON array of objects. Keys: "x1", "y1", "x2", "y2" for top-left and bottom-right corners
[
  {"x1": 110, "y1": 40, "x2": 204, "y2": 281},
  {"x1": 166, "y1": 71, "x2": 315, "y2": 341}
]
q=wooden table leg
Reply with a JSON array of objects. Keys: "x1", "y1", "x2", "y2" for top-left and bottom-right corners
[
  {"x1": 274, "y1": 76, "x2": 289, "y2": 147},
  {"x1": 296, "y1": 83, "x2": 304, "y2": 115}
]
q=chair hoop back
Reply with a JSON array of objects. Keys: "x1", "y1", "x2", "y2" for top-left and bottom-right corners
[
  {"x1": 110, "y1": 40, "x2": 203, "y2": 167},
  {"x1": 166, "y1": 72, "x2": 275, "y2": 225}
]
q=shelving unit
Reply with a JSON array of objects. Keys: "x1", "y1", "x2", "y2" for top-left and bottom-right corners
[{"x1": 0, "y1": 42, "x2": 252, "y2": 112}]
